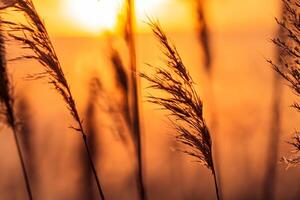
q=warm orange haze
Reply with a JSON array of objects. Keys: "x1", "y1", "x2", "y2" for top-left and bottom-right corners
[
  {"x1": 23, "y1": 0, "x2": 280, "y2": 36},
  {"x1": 0, "y1": 0, "x2": 299, "y2": 200}
]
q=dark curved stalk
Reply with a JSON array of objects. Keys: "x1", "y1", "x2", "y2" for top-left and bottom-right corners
[
  {"x1": 82, "y1": 134, "x2": 105, "y2": 200},
  {"x1": 69, "y1": 90, "x2": 106, "y2": 200},
  {"x1": 12, "y1": 127, "x2": 33, "y2": 200},
  {"x1": 211, "y1": 160, "x2": 221, "y2": 200}
]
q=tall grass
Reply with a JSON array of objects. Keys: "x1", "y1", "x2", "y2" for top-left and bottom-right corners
[
  {"x1": 268, "y1": 0, "x2": 300, "y2": 167},
  {"x1": 2, "y1": 0, "x2": 105, "y2": 199},
  {"x1": 140, "y1": 20, "x2": 221, "y2": 200},
  {"x1": 125, "y1": 1, "x2": 147, "y2": 199},
  {"x1": 0, "y1": 21, "x2": 33, "y2": 199}
]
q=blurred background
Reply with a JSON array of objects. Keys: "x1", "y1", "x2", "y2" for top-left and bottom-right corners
[{"x1": 0, "y1": 0, "x2": 300, "y2": 199}]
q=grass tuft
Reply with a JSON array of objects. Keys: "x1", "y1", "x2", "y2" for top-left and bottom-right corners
[{"x1": 141, "y1": 19, "x2": 221, "y2": 200}]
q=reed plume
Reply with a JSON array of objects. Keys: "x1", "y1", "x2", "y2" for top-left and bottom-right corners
[
  {"x1": 195, "y1": 0, "x2": 212, "y2": 72},
  {"x1": 268, "y1": 0, "x2": 300, "y2": 167},
  {"x1": 140, "y1": 20, "x2": 221, "y2": 200},
  {"x1": 0, "y1": 21, "x2": 33, "y2": 199},
  {"x1": 124, "y1": 1, "x2": 147, "y2": 199},
  {"x1": 2, "y1": 0, "x2": 105, "y2": 199},
  {"x1": 110, "y1": 48, "x2": 131, "y2": 129}
]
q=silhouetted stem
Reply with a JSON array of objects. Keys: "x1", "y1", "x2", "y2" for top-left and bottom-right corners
[
  {"x1": 69, "y1": 87, "x2": 105, "y2": 200},
  {"x1": 12, "y1": 126, "x2": 33, "y2": 200},
  {"x1": 127, "y1": 0, "x2": 147, "y2": 199},
  {"x1": 136, "y1": 138, "x2": 146, "y2": 200},
  {"x1": 211, "y1": 160, "x2": 221, "y2": 200},
  {"x1": 82, "y1": 134, "x2": 105, "y2": 200}
]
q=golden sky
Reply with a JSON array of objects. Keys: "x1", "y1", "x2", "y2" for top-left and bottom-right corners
[{"x1": 28, "y1": 0, "x2": 280, "y2": 36}]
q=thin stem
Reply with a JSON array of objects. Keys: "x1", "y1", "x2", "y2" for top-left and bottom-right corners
[
  {"x1": 211, "y1": 160, "x2": 221, "y2": 200},
  {"x1": 73, "y1": 95, "x2": 105, "y2": 200},
  {"x1": 12, "y1": 126, "x2": 33, "y2": 200},
  {"x1": 82, "y1": 134, "x2": 105, "y2": 200},
  {"x1": 136, "y1": 139, "x2": 146, "y2": 200},
  {"x1": 127, "y1": 0, "x2": 147, "y2": 199},
  {"x1": 66, "y1": 86, "x2": 106, "y2": 200},
  {"x1": 206, "y1": 74, "x2": 223, "y2": 198}
]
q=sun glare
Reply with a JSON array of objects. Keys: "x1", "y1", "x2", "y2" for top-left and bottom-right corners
[
  {"x1": 66, "y1": 0, "x2": 121, "y2": 33},
  {"x1": 65, "y1": 0, "x2": 167, "y2": 34}
]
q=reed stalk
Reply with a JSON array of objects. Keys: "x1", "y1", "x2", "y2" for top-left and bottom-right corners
[
  {"x1": 2, "y1": 0, "x2": 105, "y2": 199},
  {"x1": 126, "y1": 1, "x2": 147, "y2": 199},
  {"x1": 78, "y1": 78, "x2": 101, "y2": 200},
  {"x1": 0, "y1": 21, "x2": 33, "y2": 200},
  {"x1": 140, "y1": 20, "x2": 221, "y2": 200}
]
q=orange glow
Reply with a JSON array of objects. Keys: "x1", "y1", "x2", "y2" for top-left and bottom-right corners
[
  {"x1": 135, "y1": 0, "x2": 166, "y2": 18},
  {"x1": 8, "y1": 0, "x2": 279, "y2": 36},
  {"x1": 65, "y1": 0, "x2": 121, "y2": 33},
  {"x1": 63, "y1": 0, "x2": 169, "y2": 34}
]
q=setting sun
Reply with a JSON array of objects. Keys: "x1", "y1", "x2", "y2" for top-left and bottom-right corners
[
  {"x1": 64, "y1": 0, "x2": 168, "y2": 34},
  {"x1": 66, "y1": 0, "x2": 121, "y2": 33}
]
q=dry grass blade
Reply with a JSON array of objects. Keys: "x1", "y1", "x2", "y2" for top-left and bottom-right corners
[
  {"x1": 0, "y1": 20, "x2": 33, "y2": 200},
  {"x1": 1, "y1": 1, "x2": 106, "y2": 199},
  {"x1": 269, "y1": 0, "x2": 300, "y2": 166},
  {"x1": 141, "y1": 20, "x2": 220, "y2": 200}
]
